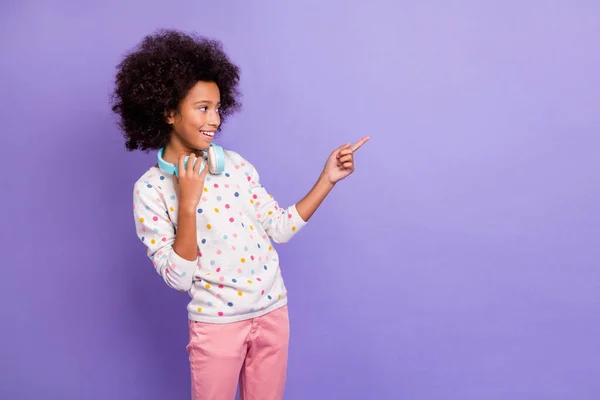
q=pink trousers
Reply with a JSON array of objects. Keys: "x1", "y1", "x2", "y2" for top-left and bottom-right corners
[{"x1": 186, "y1": 305, "x2": 290, "y2": 400}]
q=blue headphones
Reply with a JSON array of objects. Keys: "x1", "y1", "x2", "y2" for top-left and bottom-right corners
[{"x1": 157, "y1": 143, "x2": 225, "y2": 177}]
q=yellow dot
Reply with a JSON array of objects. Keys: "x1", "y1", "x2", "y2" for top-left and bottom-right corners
[
  {"x1": 205, "y1": 284, "x2": 211, "y2": 289},
  {"x1": 207, "y1": 224, "x2": 212, "y2": 229},
  {"x1": 170, "y1": 207, "x2": 174, "y2": 212},
  {"x1": 268, "y1": 246, "x2": 273, "y2": 251},
  {"x1": 250, "y1": 199, "x2": 254, "y2": 204},
  {"x1": 278, "y1": 294, "x2": 281, "y2": 299},
  {"x1": 250, "y1": 226, "x2": 254, "y2": 231},
  {"x1": 248, "y1": 280, "x2": 253, "y2": 284},
  {"x1": 292, "y1": 226, "x2": 297, "y2": 232},
  {"x1": 151, "y1": 239, "x2": 156, "y2": 244},
  {"x1": 197, "y1": 307, "x2": 203, "y2": 312},
  {"x1": 139, "y1": 217, "x2": 145, "y2": 223},
  {"x1": 214, "y1": 208, "x2": 219, "y2": 213},
  {"x1": 237, "y1": 291, "x2": 243, "y2": 296},
  {"x1": 203, "y1": 187, "x2": 208, "y2": 192},
  {"x1": 241, "y1": 258, "x2": 246, "y2": 263},
  {"x1": 268, "y1": 211, "x2": 273, "y2": 215}
]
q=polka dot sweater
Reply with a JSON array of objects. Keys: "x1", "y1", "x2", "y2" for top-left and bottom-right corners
[{"x1": 132, "y1": 149, "x2": 307, "y2": 323}]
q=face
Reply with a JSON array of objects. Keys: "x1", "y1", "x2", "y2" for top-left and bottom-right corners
[{"x1": 166, "y1": 81, "x2": 221, "y2": 151}]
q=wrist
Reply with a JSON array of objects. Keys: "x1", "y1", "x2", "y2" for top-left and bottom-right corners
[
  {"x1": 179, "y1": 203, "x2": 197, "y2": 216},
  {"x1": 318, "y1": 172, "x2": 336, "y2": 191}
]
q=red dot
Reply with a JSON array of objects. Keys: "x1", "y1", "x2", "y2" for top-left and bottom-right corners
[
  {"x1": 153, "y1": 216, "x2": 158, "y2": 221},
  {"x1": 218, "y1": 312, "x2": 224, "y2": 316},
  {"x1": 250, "y1": 256, "x2": 255, "y2": 261},
  {"x1": 253, "y1": 194, "x2": 257, "y2": 199},
  {"x1": 288, "y1": 214, "x2": 292, "y2": 219},
  {"x1": 165, "y1": 268, "x2": 169, "y2": 274},
  {"x1": 229, "y1": 217, "x2": 234, "y2": 222},
  {"x1": 216, "y1": 267, "x2": 221, "y2": 272},
  {"x1": 247, "y1": 176, "x2": 251, "y2": 181},
  {"x1": 261, "y1": 290, "x2": 265, "y2": 295},
  {"x1": 257, "y1": 278, "x2": 262, "y2": 282},
  {"x1": 214, "y1": 184, "x2": 219, "y2": 188},
  {"x1": 218, "y1": 285, "x2": 224, "y2": 289},
  {"x1": 225, "y1": 204, "x2": 230, "y2": 209}
]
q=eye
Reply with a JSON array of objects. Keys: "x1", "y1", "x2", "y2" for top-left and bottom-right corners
[{"x1": 198, "y1": 106, "x2": 208, "y2": 112}]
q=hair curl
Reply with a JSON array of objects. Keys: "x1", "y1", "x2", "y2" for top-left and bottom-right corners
[{"x1": 111, "y1": 29, "x2": 242, "y2": 151}]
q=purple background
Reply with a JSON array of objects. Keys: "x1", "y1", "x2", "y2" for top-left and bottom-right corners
[{"x1": 1, "y1": 1, "x2": 599, "y2": 399}]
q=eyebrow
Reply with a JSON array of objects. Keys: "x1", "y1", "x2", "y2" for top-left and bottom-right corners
[{"x1": 194, "y1": 100, "x2": 221, "y2": 105}]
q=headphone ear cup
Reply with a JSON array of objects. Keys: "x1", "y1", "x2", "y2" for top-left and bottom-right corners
[{"x1": 207, "y1": 145, "x2": 225, "y2": 174}]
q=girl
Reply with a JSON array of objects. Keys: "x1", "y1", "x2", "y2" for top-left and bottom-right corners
[{"x1": 111, "y1": 29, "x2": 369, "y2": 400}]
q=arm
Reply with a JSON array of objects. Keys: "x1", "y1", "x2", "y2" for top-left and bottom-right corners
[{"x1": 133, "y1": 183, "x2": 198, "y2": 292}]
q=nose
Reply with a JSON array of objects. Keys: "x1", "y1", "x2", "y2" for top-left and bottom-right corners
[{"x1": 207, "y1": 110, "x2": 220, "y2": 126}]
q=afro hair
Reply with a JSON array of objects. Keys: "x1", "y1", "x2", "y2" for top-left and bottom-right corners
[{"x1": 111, "y1": 29, "x2": 242, "y2": 151}]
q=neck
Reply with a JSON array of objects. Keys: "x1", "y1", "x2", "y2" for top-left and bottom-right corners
[{"x1": 162, "y1": 137, "x2": 204, "y2": 165}]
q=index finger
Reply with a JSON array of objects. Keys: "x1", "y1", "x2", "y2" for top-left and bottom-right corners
[{"x1": 351, "y1": 136, "x2": 371, "y2": 152}]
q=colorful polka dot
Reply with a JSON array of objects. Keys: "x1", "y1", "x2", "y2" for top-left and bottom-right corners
[{"x1": 197, "y1": 307, "x2": 202, "y2": 312}]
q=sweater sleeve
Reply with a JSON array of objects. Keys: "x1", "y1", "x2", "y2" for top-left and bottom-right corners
[
  {"x1": 132, "y1": 182, "x2": 198, "y2": 292},
  {"x1": 242, "y1": 158, "x2": 307, "y2": 244}
]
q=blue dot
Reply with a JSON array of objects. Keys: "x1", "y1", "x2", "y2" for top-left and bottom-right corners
[
  {"x1": 225, "y1": 173, "x2": 230, "y2": 177},
  {"x1": 153, "y1": 228, "x2": 159, "y2": 233},
  {"x1": 145, "y1": 206, "x2": 150, "y2": 211},
  {"x1": 201, "y1": 239, "x2": 206, "y2": 244},
  {"x1": 250, "y1": 269, "x2": 255, "y2": 275},
  {"x1": 245, "y1": 172, "x2": 250, "y2": 176},
  {"x1": 170, "y1": 195, "x2": 176, "y2": 200},
  {"x1": 141, "y1": 237, "x2": 145, "y2": 242},
  {"x1": 217, "y1": 196, "x2": 222, "y2": 201},
  {"x1": 210, "y1": 260, "x2": 215, "y2": 265},
  {"x1": 257, "y1": 244, "x2": 261, "y2": 248},
  {"x1": 182, "y1": 272, "x2": 186, "y2": 276},
  {"x1": 241, "y1": 223, "x2": 245, "y2": 227},
  {"x1": 264, "y1": 265, "x2": 268, "y2": 270},
  {"x1": 197, "y1": 208, "x2": 203, "y2": 214},
  {"x1": 208, "y1": 302, "x2": 213, "y2": 307},
  {"x1": 268, "y1": 295, "x2": 272, "y2": 300},
  {"x1": 160, "y1": 176, "x2": 165, "y2": 180},
  {"x1": 250, "y1": 308, "x2": 255, "y2": 312},
  {"x1": 244, "y1": 246, "x2": 248, "y2": 251},
  {"x1": 232, "y1": 279, "x2": 237, "y2": 283},
  {"x1": 146, "y1": 184, "x2": 152, "y2": 188},
  {"x1": 234, "y1": 192, "x2": 239, "y2": 197},
  {"x1": 206, "y1": 176, "x2": 211, "y2": 181},
  {"x1": 227, "y1": 302, "x2": 233, "y2": 307},
  {"x1": 223, "y1": 235, "x2": 229, "y2": 240}
]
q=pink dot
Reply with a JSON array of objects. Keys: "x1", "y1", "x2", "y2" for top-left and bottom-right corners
[
  {"x1": 161, "y1": 237, "x2": 167, "y2": 242},
  {"x1": 219, "y1": 277, "x2": 225, "y2": 282},
  {"x1": 232, "y1": 245, "x2": 236, "y2": 251},
  {"x1": 216, "y1": 267, "x2": 221, "y2": 272},
  {"x1": 235, "y1": 165, "x2": 240, "y2": 169},
  {"x1": 257, "y1": 277, "x2": 262, "y2": 282},
  {"x1": 142, "y1": 227, "x2": 146, "y2": 232},
  {"x1": 241, "y1": 162, "x2": 246, "y2": 166},
  {"x1": 202, "y1": 197, "x2": 208, "y2": 202},
  {"x1": 214, "y1": 184, "x2": 219, "y2": 188},
  {"x1": 250, "y1": 256, "x2": 255, "y2": 261},
  {"x1": 257, "y1": 213, "x2": 262, "y2": 219},
  {"x1": 253, "y1": 194, "x2": 257, "y2": 199},
  {"x1": 288, "y1": 214, "x2": 292, "y2": 219},
  {"x1": 261, "y1": 290, "x2": 265, "y2": 295},
  {"x1": 218, "y1": 312, "x2": 224, "y2": 316},
  {"x1": 135, "y1": 190, "x2": 140, "y2": 195},
  {"x1": 165, "y1": 268, "x2": 169, "y2": 274},
  {"x1": 225, "y1": 204, "x2": 230, "y2": 209},
  {"x1": 233, "y1": 233, "x2": 238, "y2": 238},
  {"x1": 216, "y1": 293, "x2": 222, "y2": 298},
  {"x1": 217, "y1": 250, "x2": 222, "y2": 255},
  {"x1": 153, "y1": 216, "x2": 158, "y2": 221},
  {"x1": 225, "y1": 184, "x2": 230, "y2": 188},
  {"x1": 229, "y1": 217, "x2": 235, "y2": 222},
  {"x1": 198, "y1": 252, "x2": 203, "y2": 257},
  {"x1": 237, "y1": 268, "x2": 242, "y2": 273},
  {"x1": 218, "y1": 284, "x2": 224, "y2": 289},
  {"x1": 247, "y1": 176, "x2": 251, "y2": 181}
]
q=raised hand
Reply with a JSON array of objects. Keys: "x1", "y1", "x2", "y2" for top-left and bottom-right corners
[
  {"x1": 174, "y1": 153, "x2": 209, "y2": 212},
  {"x1": 322, "y1": 136, "x2": 370, "y2": 184}
]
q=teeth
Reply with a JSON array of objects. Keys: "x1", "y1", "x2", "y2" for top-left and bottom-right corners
[{"x1": 201, "y1": 131, "x2": 215, "y2": 137}]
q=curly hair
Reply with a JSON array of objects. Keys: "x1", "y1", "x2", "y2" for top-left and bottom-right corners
[{"x1": 111, "y1": 29, "x2": 242, "y2": 151}]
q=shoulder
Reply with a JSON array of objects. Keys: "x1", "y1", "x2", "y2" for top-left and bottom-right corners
[
  {"x1": 133, "y1": 167, "x2": 169, "y2": 202},
  {"x1": 223, "y1": 148, "x2": 256, "y2": 171}
]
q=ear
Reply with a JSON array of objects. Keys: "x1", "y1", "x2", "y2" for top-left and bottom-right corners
[{"x1": 165, "y1": 109, "x2": 175, "y2": 125}]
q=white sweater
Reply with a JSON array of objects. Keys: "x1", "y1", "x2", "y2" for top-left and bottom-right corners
[{"x1": 132, "y1": 149, "x2": 307, "y2": 323}]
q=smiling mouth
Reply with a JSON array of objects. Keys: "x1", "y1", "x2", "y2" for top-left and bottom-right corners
[{"x1": 201, "y1": 130, "x2": 215, "y2": 138}]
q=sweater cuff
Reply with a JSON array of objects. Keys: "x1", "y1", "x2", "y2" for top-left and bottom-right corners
[{"x1": 168, "y1": 249, "x2": 198, "y2": 275}]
